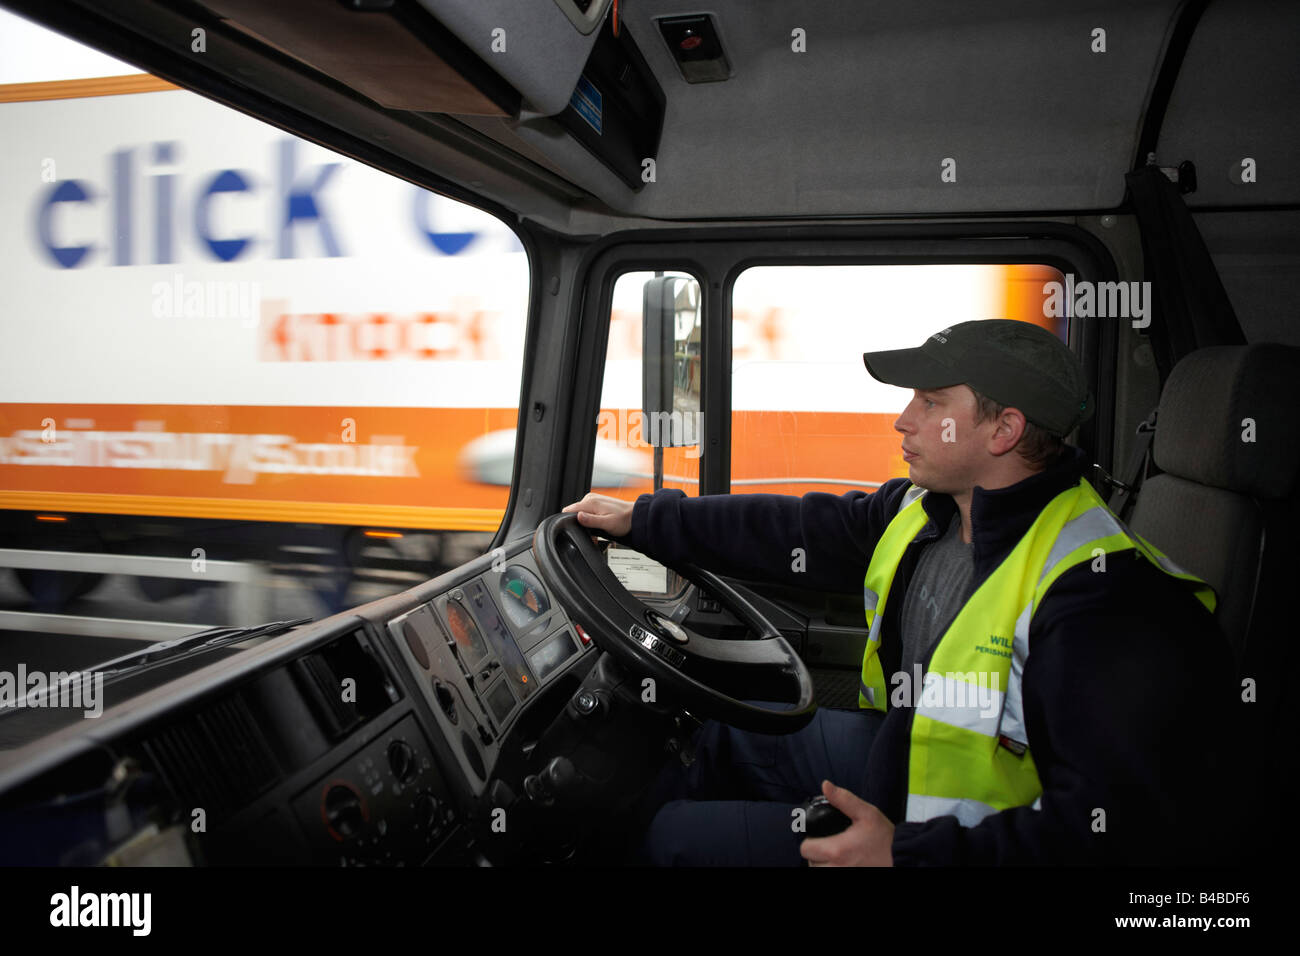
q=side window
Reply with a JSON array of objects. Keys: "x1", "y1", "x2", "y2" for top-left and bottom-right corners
[
  {"x1": 729, "y1": 264, "x2": 1066, "y2": 493},
  {"x1": 593, "y1": 270, "x2": 703, "y2": 500}
]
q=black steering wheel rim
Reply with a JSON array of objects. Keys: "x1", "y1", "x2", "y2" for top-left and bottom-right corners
[{"x1": 532, "y1": 512, "x2": 816, "y2": 733}]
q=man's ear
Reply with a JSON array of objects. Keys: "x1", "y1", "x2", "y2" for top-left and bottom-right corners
[{"x1": 989, "y1": 407, "x2": 1028, "y2": 456}]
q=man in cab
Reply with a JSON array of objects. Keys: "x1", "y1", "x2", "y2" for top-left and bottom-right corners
[{"x1": 564, "y1": 319, "x2": 1244, "y2": 866}]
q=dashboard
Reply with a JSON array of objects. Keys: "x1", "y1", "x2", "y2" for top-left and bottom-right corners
[
  {"x1": 387, "y1": 551, "x2": 591, "y2": 804},
  {"x1": 0, "y1": 535, "x2": 603, "y2": 866}
]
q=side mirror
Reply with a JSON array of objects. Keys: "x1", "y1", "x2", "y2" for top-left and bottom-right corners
[{"x1": 641, "y1": 275, "x2": 702, "y2": 456}]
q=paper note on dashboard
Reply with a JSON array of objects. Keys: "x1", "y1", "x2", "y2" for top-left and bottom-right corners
[{"x1": 607, "y1": 548, "x2": 669, "y2": 593}]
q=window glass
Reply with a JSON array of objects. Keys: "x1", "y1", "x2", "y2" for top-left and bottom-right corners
[
  {"x1": 730, "y1": 264, "x2": 1066, "y2": 493},
  {"x1": 0, "y1": 37, "x2": 528, "y2": 658},
  {"x1": 593, "y1": 270, "x2": 702, "y2": 500}
]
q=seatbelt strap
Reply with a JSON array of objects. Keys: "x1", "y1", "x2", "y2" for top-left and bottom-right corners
[
  {"x1": 1125, "y1": 166, "x2": 1247, "y2": 386},
  {"x1": 1106, "y1": 406, "x2": 1158, "y2": 520}
]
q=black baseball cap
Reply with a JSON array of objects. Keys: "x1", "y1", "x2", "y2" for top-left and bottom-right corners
[{"x1": 862, "y1": 320, "x2": 1092, "y2": 437}]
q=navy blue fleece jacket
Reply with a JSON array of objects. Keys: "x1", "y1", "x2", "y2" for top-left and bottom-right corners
[{"x1": 619, "y1": 446, "x2": 1247, "y2": 865}]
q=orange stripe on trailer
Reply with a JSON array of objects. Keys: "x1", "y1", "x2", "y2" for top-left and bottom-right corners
[
  {"x1": 0, "y1": 403, "x2": 520, "y2": 509},
  {"x1": 0, "y1": 492, "x2": 504, "y2": 532},
  {"x1": 729, "y1": 410, "x2": 907, "y2": 496},
  {"x1": 0, "y1": 75, "x2": 179, "y2": 102}
]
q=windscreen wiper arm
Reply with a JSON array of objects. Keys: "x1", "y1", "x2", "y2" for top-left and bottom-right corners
[
  {"x1": 1, "y1": 618, "x2": 315, "y2": 717},
  {"x1": 92, "y1": 618, "x2": 314, "y2": 681}
]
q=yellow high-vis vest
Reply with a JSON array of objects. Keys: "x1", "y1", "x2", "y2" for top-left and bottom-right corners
[{"x1": 858, "y1": 476, "x2": 1215, "y2": 826}]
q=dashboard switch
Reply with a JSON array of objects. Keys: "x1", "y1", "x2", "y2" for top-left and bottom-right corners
[
  {"x1": 432, "y1": 680, "x2": 459, "y2": 724},
  {"x1": 415, "y1": 791, "x2": 442, "y2": 832},
  {"x1": 386, "y1": 740, "x2": 416, "y2": 783},
  {"x1": 573, "y1": 689, "x2": 601, "y2": 717},
  {"x1": 323, "y1": 783, "x2": 366, "y2": 840}
]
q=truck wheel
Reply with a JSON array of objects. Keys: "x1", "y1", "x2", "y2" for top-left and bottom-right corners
[
  {"x1": 14, "y1": 569, "x2": 104, "y2": 610},
  {"x1": 136, "y1": 576, "x2": 206, "y2": 602}
]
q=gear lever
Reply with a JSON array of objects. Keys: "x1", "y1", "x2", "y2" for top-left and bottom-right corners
[{"x1": 801, "y1": 794, "x2": 852, "y2": 838}]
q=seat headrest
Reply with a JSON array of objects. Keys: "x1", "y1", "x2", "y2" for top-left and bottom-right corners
[{"x1": 1153, "y1": 343, "x2": 1300, "y2": 499}]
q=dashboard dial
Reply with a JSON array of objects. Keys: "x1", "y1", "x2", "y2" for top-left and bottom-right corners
[
  {"x1": 498, "y1": 566, "x2": 550, "y2": 630},
  {"x1": 444, "y1": 598, "x2": 489, "y2": 664}
]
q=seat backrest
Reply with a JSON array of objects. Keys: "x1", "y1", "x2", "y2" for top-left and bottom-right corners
[
  {"x1": 1128, "y1": 343, "x2": 1300, "y2": 662},
  {"x1": 1127, "y1": 343, "x2": 1300, "y2": 866}
]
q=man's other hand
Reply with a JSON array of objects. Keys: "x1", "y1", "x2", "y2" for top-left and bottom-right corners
[
  {"x1": 562, "y1": 493, "x2": 635, "y2": 538},
  {"x1": 800, "y1": 779, "x2": 895, "y2": 867}
]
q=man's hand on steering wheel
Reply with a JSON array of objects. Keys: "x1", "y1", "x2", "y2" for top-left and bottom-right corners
[
  {"x1": 562, "y1": 493, "x2": 634, "y2": 538},
  {"x1": 533, "y1": 509, "x2": 817, "y2": 734}
]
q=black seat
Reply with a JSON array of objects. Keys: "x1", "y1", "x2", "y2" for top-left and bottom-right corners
[{"x1": 1125, "y1": 342, "x2": 1300, "y2": 864}]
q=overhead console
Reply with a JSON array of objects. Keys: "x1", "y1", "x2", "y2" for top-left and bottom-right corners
[
  {"x1": 201, "y1": 0, "x2": 662, "y2": 196},
  {"x1": 551, "y1": 13, "x2": 667, "y2": 190},
  {"x1": 416, "y1": 0, "x2": 616, "y2": 116},
  {"x1": 421, "y1": 0, "x2": 665, "y2": 191}
]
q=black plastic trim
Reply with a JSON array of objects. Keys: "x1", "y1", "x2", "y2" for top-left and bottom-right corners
[{"x1": 1133, "y1": 0, "x2": 1211, "y2": 170}]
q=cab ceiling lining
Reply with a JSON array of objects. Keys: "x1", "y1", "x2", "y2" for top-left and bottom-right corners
[
  {"x1": 477, "y1": 0, "x2": 1181, "y2": 219},
  {"x1": 12, "y1": 0, "x2": 1295, "y2": 235},
  {"x1": 1157, "y1": 0, "x2": 1300, "y2": 207}
]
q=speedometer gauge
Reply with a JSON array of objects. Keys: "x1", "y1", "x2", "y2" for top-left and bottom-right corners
[{"x1": 498, "y1": 566, "x2": 551, "y2": 630}]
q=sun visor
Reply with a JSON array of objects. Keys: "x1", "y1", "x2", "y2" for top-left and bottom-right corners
[{"x1": 203, "y1": 0, "x2": 519, "y2": 115}]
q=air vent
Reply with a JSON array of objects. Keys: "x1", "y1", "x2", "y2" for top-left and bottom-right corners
[
  {"x1": 292, "y1": 653, "x2": 364, "y2": 739},
  {"x1": 288, "y1": 628, "x2": 401, "y2": 741},
  {"x1": 142, "y1": 695, "x2": 282, "y2": 821}
]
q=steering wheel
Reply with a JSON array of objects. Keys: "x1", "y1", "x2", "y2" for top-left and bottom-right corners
[{"x1": 532, "y1": 513, "x2": 816, "y2": 733}]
